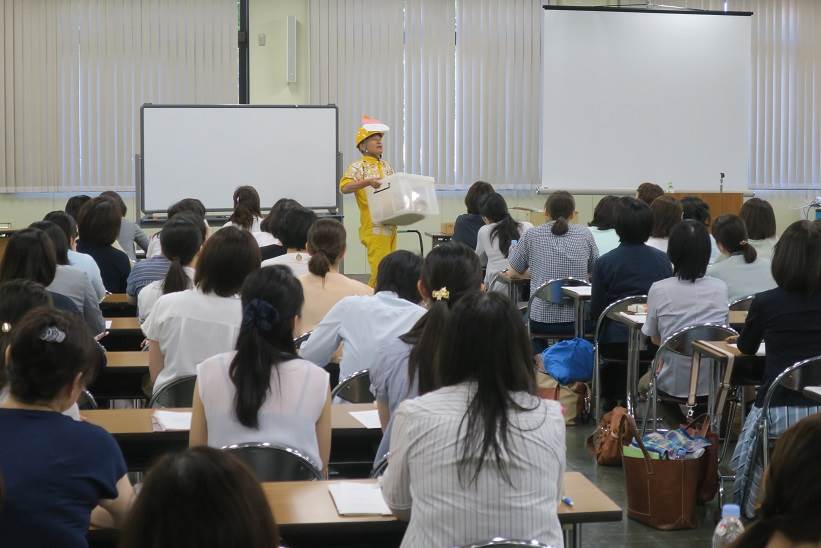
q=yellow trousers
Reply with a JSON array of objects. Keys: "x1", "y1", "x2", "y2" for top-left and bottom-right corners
[{"x1": 361, "y1": 225, "x2": 397, "y2": 287}]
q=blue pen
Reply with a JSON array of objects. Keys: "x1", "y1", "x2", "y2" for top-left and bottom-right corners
[{"x1": 562, "y1": 496, "x2": 574, "y2": 507}]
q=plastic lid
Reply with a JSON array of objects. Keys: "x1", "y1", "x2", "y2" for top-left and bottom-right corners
[{"x1": 722, "y1": 504, "x2": 740, "y2": 518}]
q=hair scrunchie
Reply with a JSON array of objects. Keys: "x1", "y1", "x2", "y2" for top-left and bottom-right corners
[{"x1": 242, "y1": 298, "x2": 280, "y2": 332}]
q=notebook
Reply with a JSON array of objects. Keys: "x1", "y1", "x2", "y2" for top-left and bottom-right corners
[
  {"x1": 328, "y1": 482, "x2": 392, "y2": 516},
  {"x1": 349, "y1": 409, "x2": 381, "y2": 429},
  {"x1": 152, "y1": 410, "x2": 192, "y2": 431}
]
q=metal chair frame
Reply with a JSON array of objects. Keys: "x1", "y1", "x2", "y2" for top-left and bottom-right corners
[
  {"x1": 370, "y1": 451, "x2": 390, "y2": 478},
  {"x1": 223, "y1": 442, "x2": 322, "y2": 481},
  {"x1": 729, "y1": 295, "x2": 756, "y2": 312},
  {"x1": 331, "y1": 369, "x2": 375, "y2": 403},
  {"x1": 148, "y1": 375, "x2": 198, "y2": 408},
  {"x1": 525, "y1": 277, "x2": 590, "y2": 341},
  {"x1": 78, "y1": 389, "x2": 99, "y2": 410},
  {"x1": 461, "y1": 539, "x2": 555, "y2": 548},
  {"x1": 293, "y1": 330, "x2": 312, "y2": 350}
]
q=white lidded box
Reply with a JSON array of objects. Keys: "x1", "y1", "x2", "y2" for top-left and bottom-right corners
[{"x1": 366, "y1": 172, "x2": 439, "y2": 226}]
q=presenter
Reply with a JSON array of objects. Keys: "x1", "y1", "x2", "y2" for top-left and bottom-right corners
[{"x1": 339, "y1": 116, "x2": 396, "y2": 286}]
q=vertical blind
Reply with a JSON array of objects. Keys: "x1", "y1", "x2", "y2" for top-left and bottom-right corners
[{"x1": 0, "y1": 0, "x2": 238, "y2": 192}]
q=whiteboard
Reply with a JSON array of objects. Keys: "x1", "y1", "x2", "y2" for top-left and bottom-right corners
[
  {"x1": 141, "y1": 105, "x2": 338, "y2": 212},
  {"x1": 541, "y1": 7, "x2": 751, "y2": 193}
]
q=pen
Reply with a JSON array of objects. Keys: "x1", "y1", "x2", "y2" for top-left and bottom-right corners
[{"x1": 562, "y1": 496, "x2": 574, "y2": 507}]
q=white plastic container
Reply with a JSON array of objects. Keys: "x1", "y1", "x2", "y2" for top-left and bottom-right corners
[{"x1": 366, "y1": 172, "x2": 439, "y2": 226}]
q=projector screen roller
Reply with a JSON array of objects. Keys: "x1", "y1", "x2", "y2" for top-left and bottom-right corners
[{"x1": 541, "y1": 8, "x2": 752, "y2": 193}]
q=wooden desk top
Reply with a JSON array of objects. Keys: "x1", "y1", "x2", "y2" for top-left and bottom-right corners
[
  {"x1": 106, "y1": 351, "x2": 149, "y2": 369},
  {"x1": 498, "y1": 270, "x2": 531, "y2": 283},
  {"x1": 82, "y1": 403, "x2": 379, "y2": 435},
  {"x1": 562, "y1": 285, "x2": 592, "y2": 299},
  {"x1": 693, "y1": 340, "x2": 744, "y2": 359},
  {"x1": 263, "y1": 472, "x2": 621, "y2": 527},
  {"x1": 106, "y1": 317, "x2": 141, "y2": 331},
  {"x1": 102, "y1": 293, "x2": 130, "y2": 304},
  {"x1": 729, "y1": 310, "x2": 747, "y2": 326}
]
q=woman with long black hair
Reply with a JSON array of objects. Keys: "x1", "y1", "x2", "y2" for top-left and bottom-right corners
[
  {"x1": 475, "y1": 192, "x2": 532, "y2": 291},
  {"x1": 381, "y1": 292, "x2": 565, "y2": 548}
]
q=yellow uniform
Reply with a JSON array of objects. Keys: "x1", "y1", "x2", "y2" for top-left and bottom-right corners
[{"x1": 340, "y1": 155, "x2": 396, "y2": 286}]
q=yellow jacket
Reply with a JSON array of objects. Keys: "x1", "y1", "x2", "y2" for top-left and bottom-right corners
[{"x1": 339, "y1": 155, "x2": 395, "y2": 231}]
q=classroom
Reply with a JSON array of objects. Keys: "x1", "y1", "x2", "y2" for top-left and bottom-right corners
[{"x1": 1, "y1": 1, "x2": 821, "y2": 547}]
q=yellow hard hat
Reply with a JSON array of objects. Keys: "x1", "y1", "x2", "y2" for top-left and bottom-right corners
[{"x1": 355, "y1": 116, "x2": 389, "y2": 147}]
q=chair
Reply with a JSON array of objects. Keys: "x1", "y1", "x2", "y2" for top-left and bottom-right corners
[
  {"x1": 642, "y1": 323, "x2": 738, "y2": 434},
  {"x1": 525, "y1": 277, "x2": 590, "y2": 341},
  {"x1": 223, "y1": 442, "x2": 322, "y2": 482},
  {"x1": 77, "y1": 389, "x2": 98, "y2": 410},
  {"x1": 293, "y1": 331, "x2": 312, "y2": 350},
  {"x1": 738, "y1": 355, "x2": 821, "y2": 512},
  {"x1": 591, "y1": 295, "x2": 648, "y2": 421},
  {"x1": 729, "y1": 295, "x2": 756, "y2": 311},
  {"x1": 331, "y1": 369, "x2": 375, "y2": 403},
  {"x1": 370, "y1": 452, "x2": 390, "y2": 478},
  {"x1": 148, "y1": 375, "x2": 197, "y2": 408},
  {"x1": 461, "y1": 539, "x2": 555, "y2": 548}
]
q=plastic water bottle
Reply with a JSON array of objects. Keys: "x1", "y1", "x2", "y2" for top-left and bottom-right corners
[{"x1": 712, "y1": 504, "x2": 744, "y2": 547}]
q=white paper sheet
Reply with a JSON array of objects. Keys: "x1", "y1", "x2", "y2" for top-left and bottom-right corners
[
  {"x1": 562, "y1": 285, "x2": 591, "y2": 297},
  {"x1": 152, "y1": 410, "x2": 192, "y2": 432},
  {"x1": 328, "y1": 482, "x2": 392, "y2": 516},
  {"x1": 105, "y1": 320, "x2": 112, "y2": 329},
  {"x1": 729, "y1": 343, "x2": 766, "y2": 357},
  {"x1": 619, "y1": 312, "x2": 646, "y2": 325},
  {"x1": 349, "y1": 410, "x2": 381, "y2": 429}
]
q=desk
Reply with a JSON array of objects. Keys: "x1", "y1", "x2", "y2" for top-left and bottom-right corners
[
  {"x1": 263, "y1": 472, "x2": 621, "y2": 548},
  {"x1": 82, "y1": 403, "x2": 382, "y2": 473},
  {"x1": 103, "y1": 293, "x2": 130, "y2": 304},
  {"x1": 424, "y1": 232, "x2": 452, "y2": 249},
  {"x1": 102, "y1": 317, "x2": 144, "y2": 352},
  {"x1": 89, "y1": 352, "x2": 149, "y2": 400},
  {"x1": 614, "y1": 312, "x2": 646, "y2": 416},
  {"x1": 562, "y1": 285, "x2": 591, "y2": 338},
  {"x1": 729, "y1": 310, "x2": 747, "y2": 329},
  {"x1": 106, "y1": 317, "x2": 141, "y2": 331},
  {"x1": 496, "y1": 270, "x2": 531, "y2": 305}
]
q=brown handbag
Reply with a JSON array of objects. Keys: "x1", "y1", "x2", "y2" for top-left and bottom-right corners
[
  {"x1": 585, "y1": 406, "x2": 634, "y2": 466},
  {"x1": 535, "y1": 371, "x2": 591, "y2": 426},
  {"x1": 621, "y1": 416, "x2": 701, "y2": 530},
  {"x1": 681, "y1": 413, "x2": 720, "y2": 503}
]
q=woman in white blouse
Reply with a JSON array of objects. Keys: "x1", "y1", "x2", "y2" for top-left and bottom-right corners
[
  {"x1": 138, "y1": 213, "x2": 204, "y2": 323},
  {"x1": 190, "y1": 266, "x2": 331, "y2": 475},
  {"x1": 381, "y1": 292, "x2": 566, "y2": 548},
  {"x1": 261, "y1": 207, "x2": 317, "y2": 277},
  {"x1": 587, "y1": 195, "x2": 621, "y2": 256},
  {"x1": 474, "y1": 192, "x2": 532, "y2": 290},
  {"x1": 707, "y1": 214, "x2": 777, "y2": 301},
  {"x1": 221, "y1": 186, "x2": 262, "y2": 233},
  {"x1": 143, "y1": 227, "x2": 260, "y2": 395},
  {"x1": 740, "y1": 197, "x2": 778, "y2": 260},
  {"x1": 299, "y1": 218, "x2": 372, "y2": 333}
]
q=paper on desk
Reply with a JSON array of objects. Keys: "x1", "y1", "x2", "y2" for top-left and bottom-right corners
[
  {"x1": 328, "y1": 482, "x2": 392, "y2": 516},
  {"x1": 562, "y1": 285, "x2": 591, "y2": 297},
  {"x1": 152, "y1": 410, "x2": 192, "y2": 431},
  {"x1": 728, "y1": 343, "x2": 766, "y2": 357},
  {"x1": 105, "y1": 320, "x2": 112, "y2": 329},
  {"x1": 620, "y1": 313, "x2": 647, "y2": 324},
  {"x1": 349, "y1": 410, "x2": 381, "y2": 429}
]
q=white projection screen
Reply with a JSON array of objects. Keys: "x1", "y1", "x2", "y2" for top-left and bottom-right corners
[
  {"x1": 140, "y1": 105, "x2": 338, "y2": 212},
  {"x1": 542, "y1": 7, "x2": 752, "y2": 193}
]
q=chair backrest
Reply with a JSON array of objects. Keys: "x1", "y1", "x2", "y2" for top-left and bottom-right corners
[
  {"x1": 527, "y1": 277, "x2": 589, "y2": 312},
  {"x1": 729, "y1": 295, "x2": 756, "y2": 311},
  {"x1": 762, "y1": 355, "x2": 821, "y2": 410},
  {"x1": 371, "y1": 452, "x2": 390, "y2": 478},
  {"x1": 77, "y1": 389, "x2": 98, "y2": 410},
  {"x1": 223, "y1": 442, "x2": 322, "y2": 482},
  {"x1": 294, "y1": 331, "x2": 312, "y2": 350},
  {"x1": 594, "y1": 294, "x2": 648, "y2": 344},
  {"x1": 148, "y1": 375, "x2": 197, "y2": 408},
  {"x1": 655, "y1": 324, "x2": 739, "y2": 361},
  {"x1": 331, "y1": 369, "x2": 375, "y2": 403},
  {"x1": 461, "y1": 539, "x2": 555, "y2": 548}
]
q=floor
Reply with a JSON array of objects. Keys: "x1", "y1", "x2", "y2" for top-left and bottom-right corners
[{"x1": 565, "y1": 423, "x2": 720, "y2": 547}]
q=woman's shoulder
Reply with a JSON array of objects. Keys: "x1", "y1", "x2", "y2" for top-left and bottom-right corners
[{"x1": 196, "y1": 351, "x2": 236, "y2": 378}]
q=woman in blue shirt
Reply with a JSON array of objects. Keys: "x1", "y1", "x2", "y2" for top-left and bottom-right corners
[{"x1": 0, "y1": 309, "x2": 133, "y2": 548}]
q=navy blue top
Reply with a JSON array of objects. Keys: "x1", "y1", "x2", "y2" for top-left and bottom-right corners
[
  {"x1": 737, "y1": 287, "x2": 821, "y2": 407},
  {"x1": 0, "y1": 409, "x2": 127, "y2": 548},
  {"x1": 49, "y1": 291, "x2": 81, "y2": 317},
  {"x1": 452, "y1": 213, "x2": 485, "y2": 250},
  {"x1": 76, "y1": 242, "x2": 131, "y2": 293},
  {"x1": 590, "y1": 243, "x2": 672, "y2": 343},
  {"x1": 126, "y1": 255, "x2": 170, "y2": 297}
]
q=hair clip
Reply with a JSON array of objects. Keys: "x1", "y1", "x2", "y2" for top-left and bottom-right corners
[
  {"x1": 1, "y1": 322, "x2": 11, "y2": 334},
  {"x1": 432, "y1": 287, "x2": 450, "y2": 301},
  {"x1": 242, "y1": 298, "x2": 280, "y2": 332},
  {"x1": 39, "y1": 326, "x2": 66, "y2": 344}
]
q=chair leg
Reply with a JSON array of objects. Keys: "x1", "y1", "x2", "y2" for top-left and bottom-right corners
[
  {"x1": 718, "y1": 392, "x2": 737, "y2": 465},
  {"x1": 593, "y1": 346, "x2": 601, "y2": 423}
]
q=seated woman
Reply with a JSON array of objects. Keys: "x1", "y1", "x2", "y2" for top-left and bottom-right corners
[
  {"x1": 145, "y1": 198, "x2": 208, "y2": 260},
  {"x1": 732, "y1": 414, "x2": 821, "y2": 547},
  {"x1": 590, "y1": 197, "x2": 672, "y2": 408},
  {"x1": 0, "y1": 309, "x2": 133, "y2": 546},
  {"x1": 381, "y1": 292, "x2": 565, "y2": 548},
  {"x1": 222, "y1": 185, "x2": 262, "y2": 232},
  {"x1": 681, "y1": 196, "x2": 720, "y2": 263},
  {"x1": 138, "y1": 213, "x2": 205, "y2": 322},
  {"x1": 143, "y1": 227, "x2": 259, "y2": 395},
  {"x1": 190, "y1": 266, "x2": 331, "y2": 475},
  {"x1": 740, "y1": 197, "x2": 778, "y2": 260},
  {"x1": 100, "y1": 191, "x2": 149, "y2": 261},
  {"x1": 120, "y1": 447, "x2": 279, "y2": 548},
  {"x1": 298, "y1": 218, "x2": 372, "y2": 333},
  {"x1": 636, "y1": 182, "x2": 664, "y2": 206},
  {"x1": 43, "y1": 211, "x2": 106, "y2": 301},
  {"x1": 731, "y1": 220, "x2": 821, "y2": 519},
  {"x1": 261, "y1": 207, "x2": 317, "y2": 277},
  {"x1": 646, "y1": 195, "x2": 681, "y2": 253},
  {"x1": 508, "y1": 191, "x2": 598, "y2": 351},
  {"x1": 641, "y1": 220, "x2": 729, "y2": 417},
  {"x1": 707, "y1": 214, "x2": 776, "y2": 301},
  {"x1": 76, "y1": 196, "x2": 131, "y2": 293},
  {"x1": 587, "y1": 195, "x2": 620, "y2": 256},
  {"x1": 475, "y1": 192, "x2": 532, "y2": 291},
  {"x1": 0, "y1": 228, "x2": 81, "y2": 317},
  {"x1": 300, "y1": 250, "x2": 424, "y2": 381},
  {"x1": 64, "y1": 195, "x2": 91, "y2": 222},
  {"x1": 452, "y1": 180, "x2": 494, "y2": 249},
  {"x1": 370, "y1": 242, "x2": 483, "y2": 462},
  {"x1": 255, "y1": 198, "x2": 301, "y2": 259}
]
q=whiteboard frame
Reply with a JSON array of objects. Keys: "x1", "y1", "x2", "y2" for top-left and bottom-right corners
[{"x1": 138, "y1": 104, "x2": 341, "y2": 215}]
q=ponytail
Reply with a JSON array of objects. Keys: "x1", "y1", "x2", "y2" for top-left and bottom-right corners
[
  {"x1": 162, "y1": 257, "x2": 192, "y2": 295},
  {"x1": 546, "y1": 191, "x2": 575, "y2": 237},
  {"x1": 403, "y1": 301, "x2": 452, "y2": 395},
  {"x1": 229, "y1": 186, "x2": 261, "y2": 231},
  {"x1": 712, "y1": 214, "x2": 758, "y2": 264},
  {"x1": 160, "y1": 213, "x2": 202, "y2": 295},
  {"x1": 308, "y1": 250, "x2": 333, "y2": 277},
  {"x1": 305, "y1": 218, "x2": 346, "y2": 278},
  {"x1": 551, "y1": 217, "x2": 569, "y2": 236},
  {"x1": 741, "y1": 240, "x2": 757, "y2": 264},
  {"x1": 229, "y1": 205, "x2": 256, "y2": 231}
]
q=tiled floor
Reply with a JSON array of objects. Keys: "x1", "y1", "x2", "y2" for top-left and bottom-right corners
[{"x1": 566, "y1": 423, "x2": 719, "y2": 547}]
